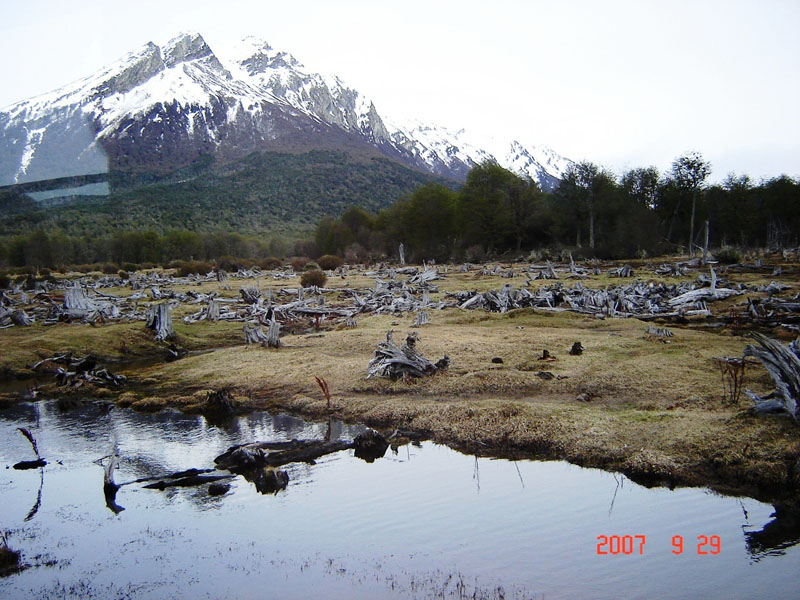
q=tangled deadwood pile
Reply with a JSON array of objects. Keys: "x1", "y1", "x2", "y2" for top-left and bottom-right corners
[
  {"x1": 367, "y1": 330, "x2": 450, "y2": 380},
  {"x1": 32, "y1": 352, "x2": 127, "y2": 389},
  {"x1": 743, "y1": 333, "x2": 800, "y2": 422},
  {"x1": 450, "y1": 268, "x2": 745, "y2": 318}
]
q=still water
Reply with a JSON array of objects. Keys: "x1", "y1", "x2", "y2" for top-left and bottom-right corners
[{"x1": 1, "y1": 400, "x2": 799, "y2": 599}]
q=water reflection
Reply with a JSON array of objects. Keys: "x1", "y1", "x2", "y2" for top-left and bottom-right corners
[
  {"x1": 745, "y1": 505, "x2": 800, "y2": 560},
  {"x1": 1, "y1": 400, "x2": 799, "y2": 599}
]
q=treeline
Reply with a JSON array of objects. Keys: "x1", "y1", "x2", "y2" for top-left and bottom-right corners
[
  {"x1": 312, "y1": 156, "x2": 800, "y2": 262},
  {"x1": 2, "y1": 154, "x2": 799, "y2": 270}
]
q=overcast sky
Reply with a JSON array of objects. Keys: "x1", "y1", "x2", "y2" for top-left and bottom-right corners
[{"x1": 1, "y1": 0, "x2": 798, "y2": 182}]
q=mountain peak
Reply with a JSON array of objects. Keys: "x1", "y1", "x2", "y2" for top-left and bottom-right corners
[
  {"x1": 0, "y1": 31, "x2": 571, "y2": 189},
  {"x1": 225, "y1": 36, "x2": 302, "y2": 75},
  {"x1": 162, "y1": 31, "x2": 214, "y2": 68}
]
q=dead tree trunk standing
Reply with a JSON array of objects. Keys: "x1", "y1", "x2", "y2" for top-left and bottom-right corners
[
  {"x1": 702, "y1": 220, "x2": 710, "y2": 265},
  {"x1": 207, "y1": 299, "x2": 220, "y2": 322},
  {"x1": 399, "y1": 243, "x2": 406, "y2": 266},
  {"x1": 266, "y1": 319, "x2": 282, "y2": 348},
  {"x1": 146, "y1": 302, "x2": 176, "y2": 341}
]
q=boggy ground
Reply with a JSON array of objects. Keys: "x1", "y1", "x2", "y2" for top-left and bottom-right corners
[{"x1": 2, "y1": 256, "x2": 800, "y2": 505}]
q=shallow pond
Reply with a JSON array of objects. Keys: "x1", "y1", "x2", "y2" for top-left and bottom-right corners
[{"x1": 1, "y1": 400, "x2": 799, "y2": 599}]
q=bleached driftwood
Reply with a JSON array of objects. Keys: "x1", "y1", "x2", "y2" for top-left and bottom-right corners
[
  {"x1": 645, "y1": 326, "x2": 674, "y2": 338},
  {"x1": 243, "y1": 319, "x2": 281, "y2": 348},
  {"x1": 367, "y1": 330, "x2": 449, "y2": 380},
  {"x1": 668, "y1": 267, "x2": 741, "y2": 307},
  {"x1": 533, "y1": 262, "x2": 559, "y2": 280},
  {"x1": 743, "y1": 333, "x2": 800, "y2": 421},
  {"x1": 240, "y1": 286, "x2": 261, "y2": 304},
  {"x1": 609, "y1": 265, "x2": 634, "y2": 278}
]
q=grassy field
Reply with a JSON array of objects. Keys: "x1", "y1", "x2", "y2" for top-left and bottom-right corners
[{"x1": 2, "y1": 255, "x2": 799, "y2": 503}]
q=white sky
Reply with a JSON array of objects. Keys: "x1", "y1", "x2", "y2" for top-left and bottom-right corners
[{"x1": 1, "y1": 0, "x2": 798, "y2": 182}]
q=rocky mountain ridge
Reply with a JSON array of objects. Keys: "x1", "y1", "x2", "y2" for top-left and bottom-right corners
[{"x1": 0, "y1": 32, "x2": 572, "y2": 191}]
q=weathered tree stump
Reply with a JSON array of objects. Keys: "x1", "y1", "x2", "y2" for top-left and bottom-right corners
[
  {"x1": 412, "y1": 311, "x2": 430, "y2": 327},
  {"x1": 569, "y1": 342, "x2": 584, "y2": 355},
  {"x1": 367, "y1": 330, "x2": 449, "y2": 380},
  {"x1": 353, "y1": 430, "x2": 389, "y2": 462},
  {"x1": 146, "y1": 302, "x2": 176, "y2": 341}
]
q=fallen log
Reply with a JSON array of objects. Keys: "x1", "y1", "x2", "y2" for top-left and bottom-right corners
[
  {"x1": 609, "y1": 265, "x2": 634, "y2": 277},
  {"x1": 143, "y1": 472, "x2": 234, "y2": 490},
  {"x1": 214, "y1": 439, "x2": 354, "y2": 472}
]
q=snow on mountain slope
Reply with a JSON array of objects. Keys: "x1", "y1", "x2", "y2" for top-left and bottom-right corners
[{"x1": 0, "y1": 32, "x2": 571, "y2": 189}]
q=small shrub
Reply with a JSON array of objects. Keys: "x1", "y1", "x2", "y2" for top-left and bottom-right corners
[
  {"x1": 300, "y1": 269, "x2": 327, "y2": 288},
  {"x1": 118, "y1": 270, "x2": 129, "y2": 280},
  {"x1": 317, "y1": 255, "x2": 344, "y2": 271},
  {"x1": 101, "y1": 263, "x2": 119, "y2": 275},
  {"x1": 38, "y1": 268, "x2": 51, "y2": 277},
  {"x1": 715, "y1": 246, "x2": 741, "y2": 264},
  {"x1": 258, "y1": 256, "x2": 283, "y2": 269},
  {"x1": 290, "y1": 256, "x2": 310, "y2": 271},
  {"x1": 304, "y1": 261, "x2": 320, "y2": 271},
  {"x1": 177, "y1": 261, "x2": 213, "y2": 277},
  {"x1": 122, "y1": 262, "x2": 139, "y2": 272}
]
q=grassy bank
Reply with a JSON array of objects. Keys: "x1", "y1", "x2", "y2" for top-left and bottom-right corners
[{"x1": 119, "y1": 308, "x2": 798, "y2": 503}]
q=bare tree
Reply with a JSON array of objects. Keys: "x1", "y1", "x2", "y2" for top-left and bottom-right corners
[{"x1": 671, "y1": 152, "x2": 711, "y2": 256}]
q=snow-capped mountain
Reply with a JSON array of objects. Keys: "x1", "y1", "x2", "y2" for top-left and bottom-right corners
[{"x1": 0, "y1": 32, "x2": 571, "y2": 190}]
